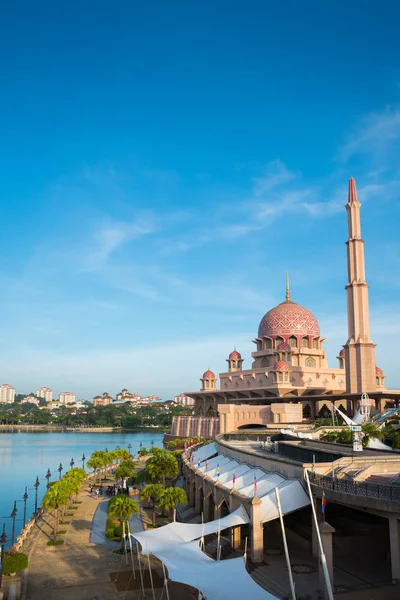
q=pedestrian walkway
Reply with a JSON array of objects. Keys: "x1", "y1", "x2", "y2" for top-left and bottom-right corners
[
  {"x1": 24, "y1": 485, "x2": 144, "y2": 600},
  {"x1": 89, "y1": 498, "x2": 143, "y2": 547}
]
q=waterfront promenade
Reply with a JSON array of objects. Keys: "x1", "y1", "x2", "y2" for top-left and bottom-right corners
[{"x1": 24, "y1": 488, "x2": 139, "y2": 600}]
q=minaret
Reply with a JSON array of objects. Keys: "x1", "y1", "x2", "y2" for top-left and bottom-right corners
[{"x1": 344, "y1": 177, "x2": 376, "y2": 393}]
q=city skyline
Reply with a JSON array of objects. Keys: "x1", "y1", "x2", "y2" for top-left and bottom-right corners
[{"x1": 1, "y1": 2, "x2": 400, "y2": 397}]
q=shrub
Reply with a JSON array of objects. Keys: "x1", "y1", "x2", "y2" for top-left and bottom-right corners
[
  {"x1": 114, "y1": 524, "x2": 122, "y2": 538},
  {"x1": 3, "y1": 552, "x2": 28, "y2": 574},
  {"x1": 46, "y1": 540, "x2": 64, "y2": 546}
]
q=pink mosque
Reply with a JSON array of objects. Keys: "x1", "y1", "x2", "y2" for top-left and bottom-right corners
[{"x1": 171, "y1": 178, "x2": 399, "y2": 439}]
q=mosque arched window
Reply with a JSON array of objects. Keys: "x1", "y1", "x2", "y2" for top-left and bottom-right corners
[
  {"x1": 261, "y1": 357, "x2": 270, "y2": 368},
  {"x1": 305, "y1": 357, "x2": 316, "y2": 368},
  {"x1": 264, "y1": 338, "x2": 272, "y2": 350},
  {"x1": 289, "y1": 336, "x2": 297, "y2": 348},
  {"x1": 275, "y1": 336, "x2": 284, "y2": 347},
  {"x1": 376, "y1": 377, "x2": 379, "y2": 385},
  {"x1": 301, "y1": 337, "x2": 309, "y2": 348},
  {"x1": 206, "y1": 406, "x2": 215, "y2": 417},
  {"x1": 312, "y1": 339, "x2": 319, "y2": 349},
  {"x1": 302, "y1": 404, "x2": 311, "y2": 419}
]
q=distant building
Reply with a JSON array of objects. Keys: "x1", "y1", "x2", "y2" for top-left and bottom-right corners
[
  {"x1": 0, "y1": 384, "x2": 15, "y2": 404},
  {"x1": 174, "y1": 393, "x2": 195, "y2": 407},
  {"x1": 58, "y1": 392, "x2": 76, "y2": 404},
  {"x1": 116, "y1": 389, "x2": 141, "y2": 403},
  {"x1": 22, "y1": 395, "x2": 39, "y2": 406},
  {"x1": 37, "y1": 387, "x2": 53, "y2": 402},
  {"x1": 93, "y1": 392, "x2": 113, "y2": 407}
]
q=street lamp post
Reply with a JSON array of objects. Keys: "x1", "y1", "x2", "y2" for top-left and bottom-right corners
[
  {"x1": 23, "y1": 486, "x2": 28, "y2": 528},
  {"x1": 10, "y1": 501, "x2": 17, "y2": 546},
  {"x1": 151, "y1": 440, "x2": 154, "y2": 448},
  {"x1": 70, "y1": 458, "x2": 75, "y2": 470},
  {"x1": 34, "y1": 476, "x2": 40, "y2": 513},
  {"x1": 45, "y1": 468, "x2": 51, "y2": 489},
  {"x1": 58, "y1": 463, "x2": 63, "y2": 480},
  {"x1": 0, "y1": 524, "x2": 7, "y2": 589},
  {"x1": 127, "y1": 443, "x2": 132, "y2": 456},
  {"x1": 82, "y1": 453, "x2": 86, "y2": 470}
]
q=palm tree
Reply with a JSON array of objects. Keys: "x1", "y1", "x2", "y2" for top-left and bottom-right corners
[
  {"x1": 158, "y1": 487, "x2": 188, "y2": 522},
  {"x1": 361, "y1": 423, "x2": 384, "y2": 446},
  {"x1": 108, "y1": 495, "x2": 139, "y2": 548},
  {"x1": 41, "y1": 482, "x2": 70, "y2": 541},
  {"x1": 114, "y1": 460, "x2": 137, "y2": 487},
  {"x1": 87, "y1": 456, "x2": 104, "y2": 484},
  {"x1": 140, "y1": 484, "x2": 164, "y2": 526}
]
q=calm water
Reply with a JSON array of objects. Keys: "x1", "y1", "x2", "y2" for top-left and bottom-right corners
[{"x1": 0, "y1": 430, "x2": 164, "y2": 548}]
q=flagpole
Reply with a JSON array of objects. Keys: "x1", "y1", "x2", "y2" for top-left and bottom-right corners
[
  {"x1": 275, "y1": 487, "x2": 296, "y2": 600},
  {"x1": 217, "y1": 518, "x2": 221, "y2": 561},
  {"x1": 304, "y1": 470, "x2": 334, "y2": 600}
]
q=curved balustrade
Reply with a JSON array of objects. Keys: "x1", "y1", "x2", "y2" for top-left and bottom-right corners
[{"x1": 308, "y1": 470, "x2": 400, "y2": 502}]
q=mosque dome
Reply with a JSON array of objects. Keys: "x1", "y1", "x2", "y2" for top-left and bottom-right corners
[
  {"x1": 258, "y1": 300, "x2": 320, "y2": 339},
  {"x1": 202, "y1": 369, "x2": 216, "y2": 379},
  {"x1": 376, "y1": 367, "x2": 384, "y2": 377},
  {"x1": 277, "y1": 341, "x2": 291, "y2": 352},
  {"x1": 229, "y1": 350, "x2": 242, "y2": 360},
  {"x1": 339, "y1": 349, "x2": 345, "y2": 357},
  {"x1": 273, "y1": 360, "x2": 289, "y2": 372}
]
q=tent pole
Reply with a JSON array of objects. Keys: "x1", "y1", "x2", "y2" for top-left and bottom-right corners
[
  {"x1": 275, "y1": 487, "x2": 296, "y2": 600},
  {"x1": 146, "y1": 544, "x2": 156, "y2": 600},
  {"x1": 162, "y1": 562, "x2": 170, "y2": 600},
  {"x1": 127, "y1": 522, "x2": 136, "y2": 579},
  {"x1": 123, "y1": 521, "x2": 128, "y2": 566},
  {"x1": 136, "y1": 542, "x2": 145, "y2": 599},
  {"x1": 217, "y1": 518, "x2": 221, "y2": 561},
  {"x1": 244, "y1": 536, "x2": 248, "y2": 568},
  {"x1": 304, "y1": 470, "x2": 334, "y2": 600},
  {"x1": 201, "y1": 512, "x2": 205, "y2": 551}
]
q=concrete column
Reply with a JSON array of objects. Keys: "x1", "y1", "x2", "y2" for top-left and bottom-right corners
[
  {"x1": 318, "y1": 521, "x2": 335, "y2": 592},
  {"x1": 250, "y1": 496, "x2": 264, "y2": 563},
  {"x1": 231, "y1": 525, "x2": 241, "y2": 550},
  {"x1": 389, "y1": 516, "x2": 400, "y2": 582},
  {"x1": 203, "y1": 493, "x2": 211, "y2": 522},
  {"x1": 195, "y1": 484, "x2": 202, "y2": 515},
  {"x1": 189, "y1": 475, "x2": 195, "y2": 506},
  {"x1": 312, "y1": 497, "x2": 323, "y2": 557}
]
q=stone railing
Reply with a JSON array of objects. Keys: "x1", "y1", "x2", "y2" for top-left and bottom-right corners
[{"x1": 308, "y1": 470, "x2": 400, "y2": 503}]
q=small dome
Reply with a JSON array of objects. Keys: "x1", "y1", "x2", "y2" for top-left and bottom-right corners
[
  {"x1": 277, "y1": 341, "x2": 291, "y2": 352},
  {"x1": 339, "y1": 349, "x2": 345, "y2": 357},
  {"x1": 376, "y1": 366, "x2": 384, "y2": 377},
  {"x1": 229, "y1": 350, "x2": 242, "y2": 360},
  {"x1": 273, "y1": 360, "x2": 289, "y2": 372},
  {"x1": 202, "y1": 369, "x2": 216, "y2": 379}
]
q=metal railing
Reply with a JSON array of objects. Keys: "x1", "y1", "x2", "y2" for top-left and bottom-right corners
[{"x1": 308, "y1": 470, "x2": 400, "y2": 502}]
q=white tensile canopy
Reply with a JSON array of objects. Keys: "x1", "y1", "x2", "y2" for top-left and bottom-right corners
[
  {"x1": 132, "y1": 505, "x2": 250, "y2": 555},
  {"x1": 154, "y1": 539, "x2": 277, "y2": 600},
  {"x1": 191, "y1": 442, "x2": 218, "y2": 464}
]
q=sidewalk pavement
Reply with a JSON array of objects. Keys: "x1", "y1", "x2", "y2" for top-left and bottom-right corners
[{"x1": 89, "y1": 497, "x2": 143, "y2": 547}]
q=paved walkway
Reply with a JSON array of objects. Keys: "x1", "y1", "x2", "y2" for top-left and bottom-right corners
[
  {"x1": 89, "y1": 498, "x2": 143, "y2": 547},
  {"x1": 24, "y1": 485, "x2": 146, "y2": 600}
]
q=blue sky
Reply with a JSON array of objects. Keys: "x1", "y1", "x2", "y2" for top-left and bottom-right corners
[{"x1": 1, "y1": 1, "x2": 400, "y2": 399}]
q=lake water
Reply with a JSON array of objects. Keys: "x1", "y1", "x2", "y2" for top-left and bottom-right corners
[{"x1": 0, "y1": 430, "x2": 164, "y2": 548}]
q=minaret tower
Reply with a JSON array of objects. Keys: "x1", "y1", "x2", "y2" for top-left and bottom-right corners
[{"x1": 344, "y1": 177, "x2": 376, "y2": 393}]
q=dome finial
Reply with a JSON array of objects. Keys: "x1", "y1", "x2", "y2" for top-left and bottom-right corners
[{"x1": 286, "y1": 271, "x2": 290, "y2": 301}]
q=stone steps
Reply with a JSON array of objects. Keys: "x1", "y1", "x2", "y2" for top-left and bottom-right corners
[{"x1": 249, "y1": 565, "x2": 289, "y2": 599}]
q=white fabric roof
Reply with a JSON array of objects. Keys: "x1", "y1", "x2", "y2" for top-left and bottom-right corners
[
  {"x1": 192, "y1": 442, "x2": 218, "y2": 464},
  {"x1": 221, "y1": 463, "x2": 252, "y2": 487},
  {"x1": 154, "y1": 540, "x2": 277, "y2": 600},
  {"x1": 240, "y1": 473, "x2": 284, "y2": 498},
  {"x1": 132, "y1": 505, "x2": 250, "y2": 555},
  {"x1": 197, "y1": 453, "x2": 221, "y2": 472},
  {"x1": 259, "y1": 479, "x2": 310, "y2": 523}
]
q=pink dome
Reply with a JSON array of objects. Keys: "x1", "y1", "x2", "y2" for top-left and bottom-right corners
[
  {"x1": 277, "y1": 341, "x2": 291, "y2": 352},
  {"x1": 229, "y1": 350, "x2": 242, "y2": 360},
  {"x1": 258, "y1": 300, "x2": 320, "y2": 339},
  {"x1": 339, "y1": 349, "x2": 345, "y2": 357},
  {"x1": 202, "y1": 369, "x2": 216, "y2": 379},
  {"x1": 274, "y1": 360, "x2": 289, "y2": 372},
  {"x1": 376, "y1": 366, "x2": 384, "y2": 377}
]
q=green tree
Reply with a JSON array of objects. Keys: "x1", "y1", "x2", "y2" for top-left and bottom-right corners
[
  {"x1": 115, "y1": 459, "x2": 136, "y2": 483},
  {"x1": 158, "y1": 487, "x2": 188, "y2": 522},
  {"x1": 361, "y1": 423, "x2": 384, "y2": 446},
  {"x1": 108, "y1": 495, "x2": 139, "y2": 546},
  {"x1": 140, "y1": 483, "x2": 164, "y2": 526},
  {"x1": 41, "y1": 482, "x2": 70, "y2": 541},
  {"x1": 146, "y1": 450, "x2": 178, "y2": 486}
]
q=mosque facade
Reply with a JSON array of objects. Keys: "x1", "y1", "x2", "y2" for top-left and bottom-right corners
[{"x1": 171, "y1": 178, "x2": 396, "y2": 438}]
